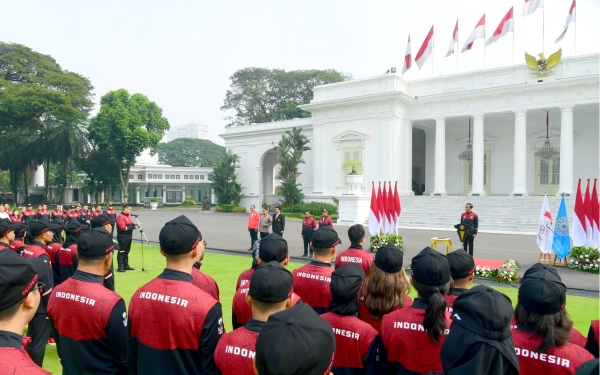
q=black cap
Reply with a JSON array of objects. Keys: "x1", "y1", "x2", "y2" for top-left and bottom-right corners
[
  {"x1": 249, "y1": 261, "x2": 293, "y2": 303},
  {"x1": 0, "y1": 250, "x2": 40, "y2": 311},
  {"x1": 64, "y1": 222, "x2": 82, "y2": 235},
  {"x1": 411, "y1": 247, "x2": 451, "y2": 287},
  {"x1": 452, "y1": 285, "x2": 514, "y2": 340},
  {"x1": 159, "y1": 215, "x2": 202, "y2": 255},
  {"x1": 518, "y1": 264, "x2": 566, "y2": 314},
  {"x1": 255, "y1": 302, "x2": 335, "y2": 375},
  {"x1": 258, "y1": 233, "x2": 288, "y2": 263},
  {"x1": 330, "y1": 264, "x2": 365, "y2": 302},
  {"x1": 312, "y1": 227, "x2": 342, "y2": 249},
  {"x1": 374, "y1": 243, "x2": 404, "y2": 273},
  {"x1": 11, "y1": 223, "x2": 26, "y2": 234},
  {"x1": 446, "y1": 250, "x2": 476, "y2": 279},
  {"x1": 107, "y1": 203, "x2": 113, "y2": 206},
  {"x1": 78, "y1": 228, "x2": 115, "y2": 257},
  {"x1": 0, "y1": 220, "x2": 15, "y2": 237},
  {"x1": 29, "y1": 221, "x2": 59, "y2": 237},
  {"x1": 91, "y1": 214, "x2": 112, "y2": 228},
  {"x1": 26, "y1": 203, "x2": 32, "y2": 207}
]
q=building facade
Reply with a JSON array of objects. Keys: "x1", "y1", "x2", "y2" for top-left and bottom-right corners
[{"x1": 166, "y1": 122, "x2": 209, "y2": 141}]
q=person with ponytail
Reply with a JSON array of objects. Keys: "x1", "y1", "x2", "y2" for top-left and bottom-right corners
[{"x1": 380, "y1": 247, "x2": 452, "y2": 375}]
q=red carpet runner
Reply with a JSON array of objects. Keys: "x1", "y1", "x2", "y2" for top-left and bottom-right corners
[{"x1": 473, "y1": 258, "x2": 504, "y2": 269}]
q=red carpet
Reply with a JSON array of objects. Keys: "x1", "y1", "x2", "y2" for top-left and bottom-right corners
[{"x1": 474, "y1": 258, "x2": 504, "y2": 269}]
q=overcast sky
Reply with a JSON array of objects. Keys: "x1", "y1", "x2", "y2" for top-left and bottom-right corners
[{"x1": 2, "y1": 0, "x2": 598, "y2": 145}]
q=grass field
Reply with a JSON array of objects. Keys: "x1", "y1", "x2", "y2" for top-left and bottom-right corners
[{"x1": 42, "y1": 243, "x2": 600, "y2": 374}]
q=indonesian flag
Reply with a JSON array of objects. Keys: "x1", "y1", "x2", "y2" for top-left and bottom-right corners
[
  {"x1": 368, "y1": 182, "x2": 381, "y2": 236},
  {"x1": 381, "y1": 182, "x2": 390, "y2": 234},
  {"x1": 415, "y1": 26, "x2": 434, "y2": 69},
  {"x1": 523, "y1": 0, "x2": 543, "y2": 17},
  {"x1": 555, "y1": 0, "x2": 576, "y2": 43},
  {"x1": 387, "y1": 183, "x2": 395, "y2": 234},
  {"x1": 402, "y1": 35, "x2": 412, "y2": 74},
  {"x1": 445, "y1": 20, "x2": 458, "y2": 57},
  {"x1": 393, "y1": 182, "x2": 401, "y2": 230},
  {"x1": 486, "y1": 7, "x2": 514, "y2": 46},
  {"x1": 537, "y1": 194, "x2": 554, "y2": 254},
  {"x1": 592, "y1": 179, "x2": 600, "y2": 248},
  {"x1": 584, "y1": 179, "x2": 594, "y2": 247},
  {"x1": 572, "y1": 179, "x2": 587, "y2": 246},
  {"x1": 461, "y1": 15, "x2": 485, "y2": 53}
]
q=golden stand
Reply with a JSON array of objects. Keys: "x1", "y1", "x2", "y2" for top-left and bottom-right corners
[
  {"x1": 552, "y1": 254, "x2": 568, "y2": 267},
  {"x1": 431, "y1": 238, "x2": 453, "y2": 254},
  {"x1": 538, "y1": 252, "x2": 555, "y2": 266}
]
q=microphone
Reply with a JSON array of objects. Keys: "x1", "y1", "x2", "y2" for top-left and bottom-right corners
[{"x1": 131, "y1": 214, "x2": 139, "y2": 217}]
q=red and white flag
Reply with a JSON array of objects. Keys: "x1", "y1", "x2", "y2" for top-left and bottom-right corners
[
  {"x1": 592, "y1": 179, "x2": 600, "y2": 248},
  {"x1": 555, "y1": 0, "x2": 576, "y2": 43},
  {"x1": 572, "y1": 179, "x2": 587, "y2": 246},
  {"x1": 380, "y1": 182, "x2": 390, "y2": 234},
  {"x1": 537, "y1": 194, "x2": 554, "y2": 254},
  {"x1": 415, "y1": 26, "x2": 434, "y2": 69},
  {"x1": 523, "y1": 0, "x2": 544, "y2": 17},
  {"x1": 387, "y1": 183, "x2": 395, "y2": 234},
  {"x1": 486, "y1": 7, "x2": 514, "y2": 46},
  {"x1": 393, "y1": 181, "x2": 401, "y2": 230},
  {"x1": 368, "y1": 182, "x2": 380, "y2": 236},
  {"x1": 445, "y1": 20, "x2": 458, "y2": 57},
  {"x1": 461, "y1": 15, "x2": 486, "y2": 53},
  {"x1": 584, "y1": 179, "x2": 594, "y2": 247},
  {"x1": 402, "y1": 35, "x2": 412, "y2": 74}
]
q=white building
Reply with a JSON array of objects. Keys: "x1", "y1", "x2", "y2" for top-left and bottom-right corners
[
  {"x1": 167, "y1": 122, "x2": 209, "y2": 142},
  {"x1": 222, "y1": 54, "x2": 599, "y2": 220}
]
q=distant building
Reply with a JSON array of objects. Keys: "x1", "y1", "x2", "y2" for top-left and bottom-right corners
[{"x1": 167, "y1": 122, "x2": 209, "y2": 142}]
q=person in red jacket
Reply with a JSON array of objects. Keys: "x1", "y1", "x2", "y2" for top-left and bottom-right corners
[
  {"x1": 8, "y1": 223, "x2": 26, "y2": 254},
  {"x1": 0, "y1": 220, "x2": 15, "y2": 252},
  {"x1": 320, "y1": 209, "x2": 334, "y2": 228},
  {"x1": 0, "y1": 251, "x2": 51, "y2": 374},
  {"x1": 358, "y1": 244, "x2": 411, "y2": 333},
  {"x1": 585, "y1": 320, "x2": 599, "y2": 358},
  {"x1": 104, "y1": 203, "x2": 117, "y2": 237},
  {"x1": 192, "y1": 259, "x2": 220, "y2": 302},
  {"x1": 322, "y1": 264, "x2": 380, "y2": 375},
  {"x1": 116, "y1": 204, "x2": 139, "y2": 272},
  {"x1": 247, "y1": 205, "x2": 260, "y2": 251},
  {"x1": 10, "y1": 208, "x2": 22, "y2": 223},
  {"x1": 460, "y1": 203, "x2": 478, "y2": 256},
  {"x1": 444, "y1": 249, "x2": 475, "y2": 313},
  {"x1": 512, "y1": 263, "x2": 594, "y2": 375},
  {"x1": 335, "y1": 224, "x2": 373, "y2": 275},
  {"x1": 380, "y1": 247, "x2": 452, "y2": 375},
  {"x1": 301, "y1": 210, "x2": 316, "y2": 257},
  {"x1": 91, "y1": 214, "x2": 118, "y2": 291},
  {"x1": 215, "y1": 261, "x2": 293, "y2": 375},
  {"x1": 56, "y1": 222, "x2": 82, "y2": 284}
]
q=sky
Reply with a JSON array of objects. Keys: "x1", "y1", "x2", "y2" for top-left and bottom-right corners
[{"x1": 2, "y1": 0, "x2": 598, "y2": 146}]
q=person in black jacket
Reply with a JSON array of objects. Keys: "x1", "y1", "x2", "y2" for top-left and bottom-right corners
[
  {"x1": 272, "y1": 207, "x2": 285, "y2": 237},
  {"x1": 460, "y1": 203, "x2": 478, "y2": 256}
]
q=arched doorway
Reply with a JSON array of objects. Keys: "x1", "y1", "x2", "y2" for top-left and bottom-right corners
[{"x1": 260, "y1": 149, "x2": 280, "y2": 208}]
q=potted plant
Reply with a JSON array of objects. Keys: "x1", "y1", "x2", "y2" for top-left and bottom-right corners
[
  {"x1": 342, "y1": 160, "x2": 364, "y2": 195},
  {"x1": 342, "y1": 160, "x2": 363, "y2": 175},
  {"x1": 150, "y1": 196, "x2": 159, "y2": 210}
]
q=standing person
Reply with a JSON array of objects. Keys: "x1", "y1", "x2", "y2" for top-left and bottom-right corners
[
  {"x1": 116, "y1": 204, "x2": 139, "y2": 272},
  {"x1": 259, "y1": 208, "x2": 272, "y2": 238},
  {"x1": 128, "y1": 215, "x2": 224, "y2": 375},
  {"x1": 45, "y1": 224, "x2": 64, "y2": 287},
  {"x1": 22, "y1": 204, "x2": 36, "y2": 225},
  {"x1": 91, "y1": 214, "x2": 118, "y2": 291},
  {"x1": 460, "y1": 203, "x2": 478, "y2": 256},
  {"x1": 3, "y1": 203, "x2": 13, "y2": 216},
  {"x1": 8, "y1": 223, "x2": 27, "y2": 254},
  {"x1": 445, "y1": 249, "x2": 475, "y2": 313},
  {"x1": 0, "y1": 220, "x2": 15, "y2": 252},
  {"x1": 104, "y1": 203, "x2": 117, "y2": 237},
  {"x1": 271, "y1": 206, "x2": 285, "y2": 237},
  {"x1": 91, "y1": 205, "x2": 103, "y2": 219},
  {"x1": 192, "y1": 258, "x2": 220, "y2": 302},
  {"x1": 0, "y1": 251, "x2": 51, "y2": 375},
  {"x1": 247, "y1": 205, "x2": 260, "y2": 251},
  {"x1": 51, "y1": 205, "x2": 63, "y2": 224},
  {"x1": 37, "y1": 205, "x2": 50, "y2": 221},
  {"x1": 301, "y1": 211, "x2": 317, "y2": 258},
  {"x1": 66, "y1": 205, "x2": 79, "y2": 223},
  {"x1": 215, "y1": 262, "x2": 294, "y2": 375},
  {"x1": 48, "y1": 228, "x2": 128, "y2": 375},
  {"x1": 320, "y1": 209, "x2": 334, "y2": 228},
  {"x1": 56, "y1": 222, "x2": 82, "y2": 284},
  {"x1": 335, "y1": 224, "x2": 373, "y2": 275},
  {"x1": 0, "y1": 206, "x2": 9, "y2": 220},
  {"x1": 10, "y1": 208, "x2": 22, "y2": 223},
  {"x1": 79, "y1": 205, "x2": 92, "y2": 228}
]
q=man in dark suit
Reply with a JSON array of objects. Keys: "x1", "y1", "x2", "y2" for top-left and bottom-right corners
[{"x1": 272, "y1": 207, "x2": 285, "y2": 237}]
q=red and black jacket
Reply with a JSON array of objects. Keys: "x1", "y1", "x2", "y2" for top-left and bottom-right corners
[
  {"x1": 128, "y1": 269, "x2": 224, "y2": 375},
  {"x1": 56, "y1": 244, "x2": 78, "y2": 284},
  {"x1": 104, "y1": 208, "x2": 117, "y2": 225},
  {"x1": 36, "y1": 210, "x2": 50, "y2": 221},
  {"x1": 214, "y1": 319, "x2": 264, "y2": 375},
  {"x1": 47, "y1": 271, "x2": 128, "y2": 375},
  {"x1": 116, "y1": 213, "x2": 135, "y2": 236},
  {"x1": 235, "y1": 268, "x2": 255, "y2": 290},
  {"x1": 335, "y1": 245, "x2": 374, "y2": 276},
  {"x1": 292, "y1": 261, "x2": 334, "y2": 314},
  {"x1": 51, "y1": 210, "x2": 64, "y2": 224},
  {"x1": 8, "y1": 239, "x2": 25, "y2": 254},
  {"x1": 192, "y1": 266, "x2": 220, "y2": 302},
  {"x1": 444, "y1": 287, "x2": 469, "y2": 313},
  {"x1": 0, "y1": 331, "x2": 51, "y2": 374},
  {"x1": 22, "y1": 210, "x2": 36, "y2": 225},
  {"x1": 45, "y1": 242, "x2": 63, "y2": 287},
  {"x1": 66, "y1": 212, "x2": 80, "y2": 223}
]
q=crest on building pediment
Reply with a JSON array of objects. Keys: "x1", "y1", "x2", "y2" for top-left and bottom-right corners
[{"x1": 332, "y1": 130, "x2": 370, "y2": 148}]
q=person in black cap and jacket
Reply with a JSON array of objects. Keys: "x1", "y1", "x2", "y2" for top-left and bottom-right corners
[
  {"x1": 0, "y1": 250, "x2": 51, "y2": 374},
  {"x1": 7, "y1": 222, "x2": 27, "y2": 254},
  {"x1": 48, "y1": 228, "x2": 128, "y2": 375},
  {"x1": 215, "y1": 261, "x2": 294, "y2": 375},
  {"x1": 254, "y1": 301, "x2": 336, "y2": 375},
  {"x1": 335, "y1": 224, "x2": 374, "y2": 276},
  {"x1": 91, "y1": 214, "x2": 118, "y2": 291},
  {"x1": 445, "y1": 249, "x2": 475, "y2": 313},
  {"x1": 380, "y1": 247, "x2": 452, "y2": 375},
  {"x1": 0, "y1": 220, "x2": 16, "y2": 252},
  {"x1": 128, "y1": 215, "x2": 224, "y2": 375},
  {"x1": 440, "y1": 285, "x2": 520, "y2": 375},
  {"x1": 56, "y1": 222, "x2": 82, "y2": 284},
  {"x1": 115, "y1": 204, "x2": 139, "y2": 272},
  {"x1": 292, "y1": 227, "x2": 340, "y2": 314},
  {"x1": 511, "y1": 263, "x2": 593, "y2": 374},
  {"x1": 322, "y1": 264, "x2": 380, "y2": 375}
]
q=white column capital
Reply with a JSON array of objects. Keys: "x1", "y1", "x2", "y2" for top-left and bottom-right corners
[
  {"x1": 559, "y1": 105, "x2": 574, "y2": 112},
  {"x1": 514, "y1": 109, "x2": 527, "y2": 116},
  {"x1": 433, "y1": 117, "x2": 445, "y2": 123},
  {"x1": 471, "y1": 113, "x2": 485, "y2": 119}
]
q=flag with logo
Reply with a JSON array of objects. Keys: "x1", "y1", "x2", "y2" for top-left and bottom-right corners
[
  {"x1": 537, "y1": 194, "x2": 554, "y2": 253},
  {"x1": 553, "y1": 195, "x2": 571, "y2": 259}
]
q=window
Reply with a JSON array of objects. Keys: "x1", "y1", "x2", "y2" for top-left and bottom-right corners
[
  {"x1": 171, "y1": 175, "x2": 175, "y2": 179},
  {"x1": 129, "y1": 174, "x2": 134, "y2": 179},
  {"x1": 200, "y1": 175, "x2": 204, "y2": 180},
  {"x1": 467, "y1": 154, "x2": 487, "y2": 186},
  {"x1": 195, "y1": 175, "x2": 199, "y2": 180},
  {"x1": 138, "y1": 175, "x2": 143, "y2": 180},
  {"x1": 153, "y1": 174, "x2": 157, "y2": 179},
  {"x1": 552, "y1": 161, "x2": 560, "y2": 185},
  {"x1": 158, "y1": 174, "x2": 162, "y2": 179},
  {"x1": 540, "y1": 161, "x2": 549, "y2": 185},
  {"x1": 165, "y1": 175, "x2": 170, "y2": 179},
  {"x1": 184, "y1": 175, "x2": 189, "y2": 179},
  {"x1": 176, "y1": 175, "x2": 180, "y2": 179}
]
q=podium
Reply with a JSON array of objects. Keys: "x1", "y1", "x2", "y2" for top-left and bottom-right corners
[{"x1": 454, "y1": 223, "x2": 472, "y2": 243}]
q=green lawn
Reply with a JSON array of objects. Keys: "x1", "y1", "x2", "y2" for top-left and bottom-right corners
[{"x1": 41, "y1": 244, "x2": 600, "y2": 374}]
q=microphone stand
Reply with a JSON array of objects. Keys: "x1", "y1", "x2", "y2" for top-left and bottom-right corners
[{"x1": 133, "y1": 215, "x2": 149, "y2": 273}]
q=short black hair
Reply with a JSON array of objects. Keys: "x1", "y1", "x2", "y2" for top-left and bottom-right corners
[
  {"x1": 348, "y1": 224, "x2": 365, "y2": 244},
  {"x1": 0, "y1": 301, "x2": 21, "y2": 321},
  {"x1": 466, "y1": 203, "x2": 473, "y2": 208},
  {"x1": 123, "y1": 204, "x2": 132, "y2": 209},
  {"x1": 77, "y1": 253, "x2": 111, "y2": 265}
]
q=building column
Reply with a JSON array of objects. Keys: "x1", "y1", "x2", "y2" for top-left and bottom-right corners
[
  {"x1": 135, "y1": 187, "x2": 140, "y2": 204},
  {"x1": 432, "y1": 118, "x2": 447, "y2": 195},
  {"x1": 470, "y1": 114, "x2": 486, "y2": 196},
  {"x1": 558, "y1": 105, "x2": 575, "y2": 196},
  {"x1": 511, "y1": 110, "x2": 528, "y2": 196},
  {"x1": 396, "y1": 118, "x2": 414, "y2": 196}
]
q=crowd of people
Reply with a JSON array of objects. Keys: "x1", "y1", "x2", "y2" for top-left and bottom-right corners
[{"x1": 0, "y1": 207, "x2": 598, "y2": 374}]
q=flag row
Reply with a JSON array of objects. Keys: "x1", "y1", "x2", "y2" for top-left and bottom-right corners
[
  {"x1": 403, "y1": 0, "x2": 577, "y2": 74},
  {"x1": 369, "y1": 182, "x2": 401, "y2": 236}
]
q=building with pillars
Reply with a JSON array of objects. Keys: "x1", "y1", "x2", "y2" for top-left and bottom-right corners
[{"x1": 222, "y1": 54, "x2": 599, "y2": 217}]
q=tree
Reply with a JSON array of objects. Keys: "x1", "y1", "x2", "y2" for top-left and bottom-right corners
[
  {"x1": 77, "y1": 150, "x2": 121, "y2": 204},
  {"x1": 221, "y1": 68, "x2": 351, "y2": 127},
  {"x1": 209, "y1": 151, "x2": 244, "y2": 205},
  {"x1": 276, "y1": 128, "x2": 311, "y2": 208},
  {"x1": 88, "y1": 89, "x2": 170, "y2": 203},
  {"x1": 158, "y1": 138, "x2": 225, "y2": 167}
]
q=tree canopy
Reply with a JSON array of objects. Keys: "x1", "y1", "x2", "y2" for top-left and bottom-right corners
[
  {"x1": 209, "y1": 151, "x2": 244, "y2": 205},
  {"x1": 221, "y1": 68, "x2": 351, "y2": 127},
  {"x1": 276, "y1": 127, "x2": 311, "y2": 208},
  {"x1": 158, "y1": 138, "x2": 225, "y2": 167}
]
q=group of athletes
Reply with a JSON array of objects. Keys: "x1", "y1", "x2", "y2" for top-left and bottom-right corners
[{"x1": 0, "y1": 209, "x2": 598, "y2": 374}]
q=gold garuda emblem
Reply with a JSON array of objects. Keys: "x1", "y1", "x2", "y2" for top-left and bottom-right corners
[{"x1": 525, "y1": 48, "x2": 562, "y2": 77}]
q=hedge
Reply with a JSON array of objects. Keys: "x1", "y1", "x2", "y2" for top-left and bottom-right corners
[
  {"x1": 215, "y1": 204, "x2": 247, "y2": 213},
  {"x1": 282, "y1": 202, "x2": 338, "y2": 215},
  {"x1": 281, "y1": 212, "x2": 339, "y2": 221}
]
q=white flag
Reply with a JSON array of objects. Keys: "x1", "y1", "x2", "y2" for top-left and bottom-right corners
[{"x1": 537, "y1": 194, "x2": 554, "y2": 253}]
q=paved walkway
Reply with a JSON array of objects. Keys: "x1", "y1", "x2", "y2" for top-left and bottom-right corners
[{"x1": 128, "y1": 209, "x2": 599, "y2": 293}]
